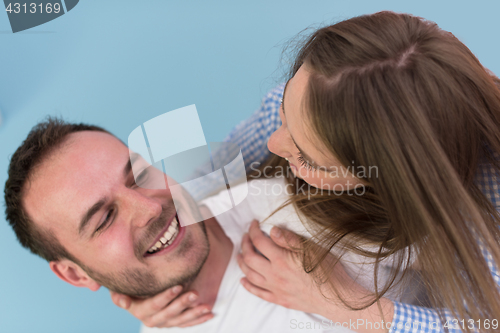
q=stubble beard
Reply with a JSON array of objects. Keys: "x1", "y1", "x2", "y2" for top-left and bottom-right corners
[{"x1": 79, "y1": 209, "x2": 210, "y2": 298}]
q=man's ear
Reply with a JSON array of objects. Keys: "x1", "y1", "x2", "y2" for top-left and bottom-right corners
[{"x1": 49, "y1": 259, "x2": 101, "y2": 291}]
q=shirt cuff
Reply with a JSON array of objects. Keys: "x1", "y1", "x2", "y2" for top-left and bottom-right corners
[{"x1": 389, "y1": 301, "x2": 444, "y2": 333}]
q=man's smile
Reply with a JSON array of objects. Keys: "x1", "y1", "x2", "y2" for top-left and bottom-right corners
[{"x1": 144, "y1": 213, "x2": 185, "y2": 257}]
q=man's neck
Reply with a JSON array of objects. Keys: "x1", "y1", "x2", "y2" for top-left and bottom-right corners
[{"x1": 187, "y1": 206, "x2": 233, "y2": 308}]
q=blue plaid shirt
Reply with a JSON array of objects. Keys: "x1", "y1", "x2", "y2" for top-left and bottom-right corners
[{"x1": 222, "y1": 84, "x2": 500, "y2": 333}]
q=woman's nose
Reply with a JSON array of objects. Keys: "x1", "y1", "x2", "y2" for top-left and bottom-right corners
[{"x1": 268, "y1": 126, "x2": 293, "y2": 159}]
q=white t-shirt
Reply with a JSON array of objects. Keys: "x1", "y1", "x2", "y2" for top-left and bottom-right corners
[
  {"x1": 202, "y1": 178, "x2": 426, "y2": 304},
  {"x1": 141, "y1": 179, "x2": 357, "y2": 333},
  {"x1": 141, "y1": 178, "x2": 426, "y2": 333}
]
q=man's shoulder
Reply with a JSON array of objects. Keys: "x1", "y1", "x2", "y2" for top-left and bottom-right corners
[
  {"x1": 247, "y1": 176, "x2": 288, "y2": 196},
  {"x1": 214, "y1": 177, "x2": 289, "y2": 208},
  {"x1": 200, "y1": 177, "x2": 291, "y2": 238}
]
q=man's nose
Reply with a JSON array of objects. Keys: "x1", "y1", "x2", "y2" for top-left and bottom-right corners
[
  {"x1": 268, "y1": 126, "x2": 293, "y2": 159},
  {"x1": 121, "y1": 189, "x2": 163, "y2": 228}
]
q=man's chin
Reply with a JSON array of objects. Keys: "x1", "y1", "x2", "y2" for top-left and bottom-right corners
[{"x1": 87, "y1": 223, "x2": 210, "y2": 298}]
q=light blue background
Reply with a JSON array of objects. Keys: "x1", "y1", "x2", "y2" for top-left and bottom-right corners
[{"x1": 0, "y1": 1, "x2": 498, "y2": 332}]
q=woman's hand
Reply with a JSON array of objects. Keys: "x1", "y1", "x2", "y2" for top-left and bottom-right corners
[
  {"x1": 237, "y1": 220, "x2": 394, "y2": 333},
  {"x1": 110, "y1": 286, "x2": 213, "y2": 328},
  {"x1": 236, "y1": 220, "x2": 329, "y2": 315}
]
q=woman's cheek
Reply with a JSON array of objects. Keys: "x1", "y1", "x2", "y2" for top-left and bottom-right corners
[{"x1": 291, "y1": 165, "x2": 322, "y2": 185}]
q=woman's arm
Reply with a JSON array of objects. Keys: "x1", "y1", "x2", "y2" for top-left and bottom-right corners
[
  {"x1": 224, "y1": 83, "x2": 284, "y2": 166},
  {"x1": 238, "y1": 220, "x2": 394, "y2": 333},
  {"x1": 187, "y1": 83, "x2": 284, "y2": 200},
  {"x1": 390, "y1": 240, "x2": 500, "y2": 333},
  {"x1": 239, "y1": 222, "x2": 500, "y2": 333}
]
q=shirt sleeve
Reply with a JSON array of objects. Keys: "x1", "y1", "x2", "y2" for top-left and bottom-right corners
[
  {"x1": 390, "y1": 246, "x2": 499, "y2": 333},
  {"x1": 187, "y1": 84, "x2": 284, "y2": 200},
  {"x1": 390, "y1": 157, "x2": 500, "y2": 333},
  {"x1": 223, "y1": 83, "x2": 284, "y2": 169}
]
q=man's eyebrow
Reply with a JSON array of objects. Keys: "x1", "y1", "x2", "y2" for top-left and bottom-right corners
[
  {"x1": 79, "y1": 198, "x2": 107, "y2": 236},
  {"x1": 125, "y1": 152, "x2": 140, "y2": 178},
  {"x1": 79, "y1": 154, "x2": 139, "y2": 236}
]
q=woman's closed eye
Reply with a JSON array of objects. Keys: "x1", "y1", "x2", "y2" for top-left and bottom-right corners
[{"x1": 297, "y1": 152, "x2": 317, "y2": 171}]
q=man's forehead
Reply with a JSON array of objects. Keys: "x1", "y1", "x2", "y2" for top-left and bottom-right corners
[{"x1": 23, "y1": 131, "x2": 128, "y2": 230}]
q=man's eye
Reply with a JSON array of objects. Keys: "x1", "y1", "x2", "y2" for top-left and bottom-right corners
[{"x1": 96, "y1": 209, "x2": 114, "y2": 233}]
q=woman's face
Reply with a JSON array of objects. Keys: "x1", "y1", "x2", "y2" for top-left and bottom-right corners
[{"x1": 268, "y1": 65, "x2": 363, "y2": 191}]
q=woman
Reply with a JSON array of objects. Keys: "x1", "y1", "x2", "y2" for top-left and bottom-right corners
[
  {"x1": 112, "y1": 11, "x2": 500, "y2": 332},
  {"x1": 245, "y1": 11, "x2": 500, "y2": 332}
]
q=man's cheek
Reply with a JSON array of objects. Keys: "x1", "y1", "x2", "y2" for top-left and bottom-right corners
[{"x1": 95, "y1": 227, "x2": 137, "y2": 266}]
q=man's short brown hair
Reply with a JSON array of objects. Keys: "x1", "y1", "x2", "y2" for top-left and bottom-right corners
[{"x1": 4, "y1": 117, "x2": 110, "y2": 262}]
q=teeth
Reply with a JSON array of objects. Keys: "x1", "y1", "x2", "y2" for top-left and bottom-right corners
[
  {"x1": 147, "y1": 216, "x2": 181, "y2": 254},
  {"x1": 165, "y1": 226, "x2": 178, "y2": 241}
]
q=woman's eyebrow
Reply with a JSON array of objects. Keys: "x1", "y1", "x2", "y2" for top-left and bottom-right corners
[
  {"x1": 290, "y1": 135, "x2": 325, "y2": 169},
  {"x1": 282, "y1": 81, "x2": 335, "y2": 172},
  {"x1": 282, "y1": 80, "x2": 319, "y2": 166}
]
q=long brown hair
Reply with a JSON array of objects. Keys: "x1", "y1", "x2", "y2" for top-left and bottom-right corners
[{"x1": 267, "y1": 11, "x2": 500, "y2": 330}]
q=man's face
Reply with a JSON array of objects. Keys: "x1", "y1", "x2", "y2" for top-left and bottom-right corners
[{"x1": 23, "y1": 131, "x2": 209, "y2": 297}]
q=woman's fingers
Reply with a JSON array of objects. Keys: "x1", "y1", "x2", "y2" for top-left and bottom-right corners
[
  {"x1": 247, "y1": 220, "x2": 284, "y2": 259},
  {"x1": 147, "y1": 291, "x2": 197, "y2": 324},
  {"x1": 111, "y1": 285, "x2": 213, "y2": 329},
  {"x1": 240, "y1": 232, "x2": 271, "y2": 271},
  {"x1": 270, "y1": 226, "x2": 303, "y2": 252},
  {"x1": 240, "y1": 277, "x2": 275, "y2": 304},
  {"x1": 237, "y1": 253, "x2": 267, "y2": 287},
  {"x1": 131, "y1": 285, "x2": 184, "y2": 320},
  {"x1": 146, "y1": 293, "x2": 212, "y2": 328},
  {"x1": 177, "y1": 311, "x2": 215, "y2": 328},
  {"x1": 110, "y1": 291, "x2": 132, "y2": 309}
]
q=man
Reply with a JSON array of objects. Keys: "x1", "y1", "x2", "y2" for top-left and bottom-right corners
[{"x1": 5, "y1": 118, "x2": 360, "y2": 333}]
